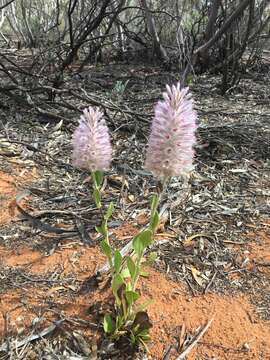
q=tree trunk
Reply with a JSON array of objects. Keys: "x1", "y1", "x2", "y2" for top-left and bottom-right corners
[
  {"x1": 195, "y1": 0, "x2": 253, "y2": 56},
  {"x1": 21, "y1": 0, "x2": 35, "y2": 47},
  {"x1": 139, "y1": 0, "x2": 169, "y2": 63},
  {"x1": 204, "y1": 0, "x2": 222, "y2": 42},
  {"x1": 111, "y1": 0, "x2": 126, "y2": 59}
]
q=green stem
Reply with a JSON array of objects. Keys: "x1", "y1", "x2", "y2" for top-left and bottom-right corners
[
  {"x1": 91, "y1": 171, "x2": 114, "y2": 271},
  {"x1": 131, "y1": 254, "x2": 142, "y2": 292},
  {"x1": 132, "y1": 177, "x2": 170, "y2": 293},
  {"x1": 91, "y1": 171, "x2": 102, "y2": 208},
  {"x1": 149, "y1": 177, "x2": 170, "y2": 232},
  {"x1": 158, "y1": 176, "x2": 169, "y2": 206}
]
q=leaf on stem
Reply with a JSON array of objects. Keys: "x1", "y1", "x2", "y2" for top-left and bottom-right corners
[
  {"x1": 112, "y1": 274, "x2": 124, "y2": 296},
  {"x1": 139, "y1": 270, "x2": 149, "y2": 277},
  {"x1": 93, "y1": 170, "x2": 103, "y2": 188},
  {"x1": 138, "y1": 329, "x2": 151, "y2": 343},
  {"x1": 125, "y1": 290, "x2": 140, "y2": 307},
  {"x1": 121, "y1": 267, "x2": 131, "y2": 278},
  {"x1": 150, "y1": 210, "x2": 160, "y2": 232},
  {"x1": 114, "y1": 250, "x2": 122, "y2": 274},
  {"x1": 101, "y1": 240, "x2": 112, "y2": 259},
  {"x1": 95, "y1": 221, "x2": 106, "y2": 236},
  {"x1": 150, "y1": 194, "x2": 159, "y2": 217},
  {"x1": 105, "y1": 202, "x2": 114, "y2": 220},
  {"x1": 93, "y1": 188, "x2": 101, "y2": 208},
  {"x1": 103, "y1": 314, "x2": 115, "y2": 334},
  {"x1": 127, "y1": 256, "x2": 136, "y2": 280},
  {"x1": 133, "y1": 229, "x2": 153, "y2": 257}
]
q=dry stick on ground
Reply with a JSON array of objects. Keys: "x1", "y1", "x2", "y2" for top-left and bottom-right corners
[
  {"x1": 72, "y1": 88, "x2": 151, "y2": 123},
  {"x1": 204, "y1": 270, "x2": 218, "y2": 294},
  {"x1": 176, "y1": 317, "x2": 214, "y2": 360},
  {"x1": 16, "y1": 191, "x2": 78, "y2": 235},
  {"x1": 0, "y1": 321, "x2": 64, "y2": 352}
]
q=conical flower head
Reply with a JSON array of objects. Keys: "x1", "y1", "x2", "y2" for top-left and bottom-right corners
[
  {"x1": 72, "y1": 107, "x2": 112, "y2": 171},
  {"x1": 145, "y1": 83, "x2": 197, "y2": 178}
]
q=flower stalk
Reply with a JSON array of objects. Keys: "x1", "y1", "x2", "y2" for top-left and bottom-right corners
[{"x1": 71, "y1": 83, "x2": 197, "y2": 348}]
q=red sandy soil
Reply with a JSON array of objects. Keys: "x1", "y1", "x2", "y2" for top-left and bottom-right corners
[
  {"x1": 246, "y1": 222, "x2": 270, "y2": 275},
  {"x1": 0, "y1": 170, "x2": 270, "y2": 359},
  {"x1": 0, "y1": 168, "x2": 37, "y2": 224}
]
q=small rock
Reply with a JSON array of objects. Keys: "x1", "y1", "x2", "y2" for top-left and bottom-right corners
[{"x1": 242, "y1": 342, "x2": 250, "y2": 351}]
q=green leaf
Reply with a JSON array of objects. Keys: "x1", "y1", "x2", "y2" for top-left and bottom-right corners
[
  {"x1": 93, "y1": 188, "x2": 101, "y2": 208},
  {"x1": 127, "y1": 256, "x2": 136, "y2": 280},
  {"x1": 130, "y1": 331, "x2": 136, "y2": 344},
  {"x1": 101, "y1": 240, "x2": 112, "y2": 259},
  {"x1": 139, "y1": 270, "x2": 149, "y2": 277},
  {"x1": 114, "y1": 250, "x2": 122, "y2": 274},
  {"x1": 150, "y1": 194, "x2": 158, "y2": 216},
  {"x1": 95, "y1": 220, "x2": 107, "y2": 236},
  {"x1": 93, "y1": 170, "x2": 103, "y2": 188},
  {"x1": 112, "y1": 274, "x2": 124, "y2": 296},
  {"x1": 132, "y1": 229, "x2": 153, "y2": 257},
  {"x1": 105, "y1": 202, "x2": 114, "y2": 220},
  {"x1": 95, "y1": 225, "x2": 102, "y2": 234},
  {"x1": 103, "y1": 314, "x2": 115, "y2": 334},
  {"x1": 138, "y1": 328, "x2": 151, "y2": 337},
  {"x1": 116, "y1": 314, "x2": 124, "y2": 330},
  {"x1": 126, "y1": 282, "x2": 132, "y2": 291},
  {"x1": 137, "y1": 329, "x2": 151, "y2": 342},
  {"x1": 121, "y1": 267, "x2": 130, "y2": 278},
  {"x1": 150, "y1": 211, "x2": 160, "y2": 232},
  {"x1": 95, "y1": 224, "x2": 104, "y2": 235},
  {"x1": 125, "y1": 290, "x2": 140, "y2": 306}
]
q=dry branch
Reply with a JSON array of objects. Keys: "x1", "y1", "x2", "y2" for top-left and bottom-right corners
[
  {"x1": 176, "y1": 317, "x2": 214, "y2": 360},
  {"x1": 195, "y1": 0, "x2": 253, "y2": 55}
]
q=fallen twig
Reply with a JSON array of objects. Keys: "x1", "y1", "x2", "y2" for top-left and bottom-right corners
[
  {"x1": 204, "y1": 271, "x2": 218, "y2": 294},
  {"x1": 16, "y1": 191, "x2": 78, "y2": 235},
  {"x1": 0, "y1": 320, "x2": 64, "y2": 352},
  {"x1": 176, "y1": 317, "x2": 214, "y2": 360}
]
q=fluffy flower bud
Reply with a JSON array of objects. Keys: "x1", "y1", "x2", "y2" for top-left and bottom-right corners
[
  {"x1": 72, "y1": 107, "x2": 112, "y2": 171},
  {"x1": 145, "y1": 83, "x2": 197, "y2": 178}
]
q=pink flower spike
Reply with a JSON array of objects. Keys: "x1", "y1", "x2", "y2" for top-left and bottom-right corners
[
  {"x1": 72, "y1": 106, "x2": 112, "y2": 172},
  {"x1": 145, "y1": 83, "x2": 197, "y2": 178}
]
